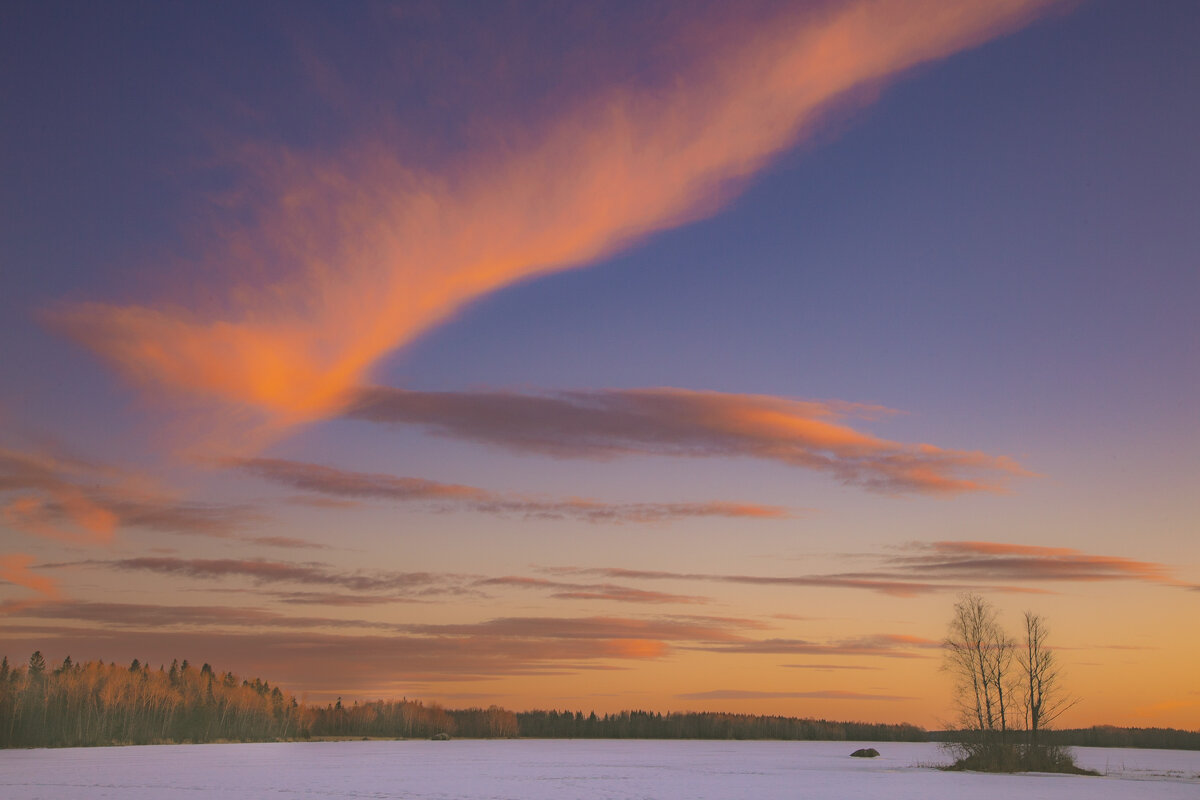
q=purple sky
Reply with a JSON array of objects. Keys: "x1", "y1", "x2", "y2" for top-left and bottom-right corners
[{"x1": 1, "y1": 0, "x2": 1197, "y2": 727}]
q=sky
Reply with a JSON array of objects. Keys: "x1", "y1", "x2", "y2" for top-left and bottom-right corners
[{"x1": 1, "y1": 0, "x2": 1197, "y2": 729}]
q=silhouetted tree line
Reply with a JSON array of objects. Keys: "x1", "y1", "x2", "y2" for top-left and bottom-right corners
[
  {"x1": 1041, "y1": 726, "x2": 1200, "y2": 751},
  {"x1": 515, "y1": 709, "x2": 926, "y2": 741},
  {"x1": 36, "y1": 650, "x2": 1200, "y2": 751},
  {"x1": 305, "y1": 698, "x2": 517, "y2": 740},
  {"x1": 1, "y1": 651, "x2": 924, "y2": 748},
  {"x1": 929, "y1": 726, "x2": 1200, "y2": 751},
  {"x1": 7, "y1": 651, "x2": 1195, "y2": 751}
]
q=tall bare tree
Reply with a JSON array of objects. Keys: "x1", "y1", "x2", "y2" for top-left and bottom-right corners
[
  {"x1": 943, "y1": 593, "x2": 1016, "y2": 741},
  {"x1": 1019, "y1": 611, "x2": 1076, "y2": 743}
]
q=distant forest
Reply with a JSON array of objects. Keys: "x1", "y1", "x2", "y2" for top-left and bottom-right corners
[
  {"x1": 2, "y1": 653, "x2": 1195, "y2": 750},
  {"x1": 0, "y1": 652, "x2": 921, "y2": 748}
]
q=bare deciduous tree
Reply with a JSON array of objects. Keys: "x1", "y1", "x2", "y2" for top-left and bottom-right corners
[
  {"x1": 942, "y1": 596, "x2": 1086, "y2": 773},
  {"x1": 1019, "y1": 611, "x2": 1076, "y2": 743},
  {"x1": 943, "y1": 593, "x2": 1016, "y2": 741}
]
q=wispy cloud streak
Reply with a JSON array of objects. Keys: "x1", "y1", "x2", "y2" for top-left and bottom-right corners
[
  {"x1": 548, "y1": 565, "x2": 956, "y2": 598},
  {"x1": 549, "y1": 539, "x2": 1194, "y2": 597},
  {"x1": 1, "y1": 600, "x2": 394, "y2": 631},
  {"x1": 233, "y1": 456, "x2": 789, "y2": 523},
  {"x1": 0, "y1": 446, "x2": 257, "y2": 543},
  {"x1": 347, "y1": 387, "x2": 1028, "y2": 494},
  {"x1": 477, "y1": 576, "x2": 708, "y2": 605},
  {"x1": 71, "y1": 556, "x2": 470, "y2": 597},
  {"x1": 677, "y1": 689, "x2": 914, "y2": 701},
  {"x1": 49, "y1": 0, "x2": 1059, "y2": 439},
  {"x1": 884, "y1": 541, "x2": 1191, "y2": 587},
  {"x1": 694, "y1": 634, "x2": 940, "y2": 659},
  {"x1": 58, "y1": 557, "x2": 712, "y2": 607},
  {"x1": 0, "y1": 554, "x2": 61, "y2": 602}
]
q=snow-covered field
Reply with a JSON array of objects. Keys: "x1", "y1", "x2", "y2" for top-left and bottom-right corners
[{"x1": 1, "y1": 739, "x2": 1197, "y2": 799}]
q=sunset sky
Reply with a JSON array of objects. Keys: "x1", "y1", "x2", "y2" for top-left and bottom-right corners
[{"x1": 2, "y1": 0, "x2": 1197, "y2": 729}]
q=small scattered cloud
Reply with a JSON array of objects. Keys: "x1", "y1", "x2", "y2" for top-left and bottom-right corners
[
  {"x1": 232, "y1": 456, "x2": 789, "y2": 524},
  {"x1": 347, "y1": 387, "x2": 1030, "y2": 495}
]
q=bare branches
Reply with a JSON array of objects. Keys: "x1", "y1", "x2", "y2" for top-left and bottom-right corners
[
  {"x1": 943, "y1": 595, "x2": 1078, "y2": 754},
  {"x1": 1019, "y1": 612, "x2": 1078, "y2": 743},
  {"x1": 943, "y1": 593, "x2": 1017, "y2": 740}
]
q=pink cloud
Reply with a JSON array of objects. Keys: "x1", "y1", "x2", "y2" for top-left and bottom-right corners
[
  {"x1": 348, "y1": 387, "x2": 1030, "y2": 494},
  {"x1": 48, "y1": 0, "x2": 1060, "y2": 444}
]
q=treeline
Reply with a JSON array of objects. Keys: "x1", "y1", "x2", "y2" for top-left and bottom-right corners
[
  {"x1": 1, "y1": 653, "x2": 299, "y2": 748},
  {"x1": 0, "y1": 652, "x2": 512, "y2": 748},
  {"x1": 308, "y1": 700, "x2": 518, "y2": 739},
  {"x1": 2, "y1": 651, "x2": 924, "y2": 748},
  {"x1": 1043, "y1": 726, "x2": 1200, "y2": 751},
  {"x1": 517, "y1": 709, "x2": 926, "y2": 741},
  {"x1": 930, "y1": 727, "x2": 1200, "y2": 751}
]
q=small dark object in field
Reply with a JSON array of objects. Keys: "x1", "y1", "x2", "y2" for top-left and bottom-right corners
[
  {"x1": 850, "y1": 748, "x2": 880, "y2": 758},
  {"x1": 430, "y1": 732, "x2": 451, "y2": 741}
]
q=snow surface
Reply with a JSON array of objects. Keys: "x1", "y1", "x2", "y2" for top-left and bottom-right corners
[{"x1": 1, "y1": 740, "x2": 1197, "y2": 799}]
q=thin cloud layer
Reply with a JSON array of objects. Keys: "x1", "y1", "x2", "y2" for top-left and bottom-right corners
[
  {"x1": 677, "y1": 689, "x2": 913, "y2": 701},
  {"x1": 548, "y1": 565, "x2": 959, "y2": 598},
  {"x1": 348, "y1": 387, "x2": 1029, "y2": 494},
  {"x1": 548, "y1": 539, "x2": 1193, "y2": 598},
  {"x1": 0, "y1": 446, "x2": 256, "y2": 543},
  {"x1": 49, "y1": 0, "x2": 1058, "y2": 438},
  {"x1": 62, "y1": 557, "x2": 714, "y2": 607},
  {"x1": 79, "y1": 556, "x2": 469, "y2": 597},
  {"x1": 478, "y1": 576, "x2": 708, "y2": 605},
  {"x1": 2, "y1": 600, "x2": 395, "y2": 631},
  {"x1": 233, "y1": 456, "x2": 789, "y2": 523},
  {"x1": 884, "y1": 541, "x2": 1189, "y2": 586},
  {"x1": 695, "y1": 634, "x2": 940, "y2": 659}
]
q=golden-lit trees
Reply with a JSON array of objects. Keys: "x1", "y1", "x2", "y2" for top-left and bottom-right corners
[{"x1": 0, "y1": 654, "x2": 300, "y2": 748}]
